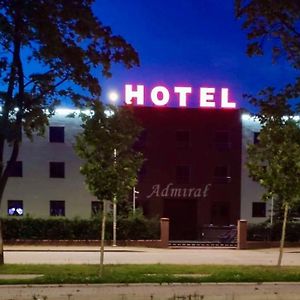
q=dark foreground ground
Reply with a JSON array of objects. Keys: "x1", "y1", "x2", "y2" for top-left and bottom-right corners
[{"x1": 1, "y1": 282, "x2": 300, "y2": 300}]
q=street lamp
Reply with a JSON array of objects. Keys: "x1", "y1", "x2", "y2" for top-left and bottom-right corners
[
  {"x1": 112, "y1": 148, "x2": 117, "y2": 247},
  {"x1": 133, "y1": 187, "x2": 139, "y2": 214}
]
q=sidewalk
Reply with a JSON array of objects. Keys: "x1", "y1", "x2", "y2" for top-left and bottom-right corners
[{"x1": 3, "y1": 245, "x2": 300, "y2": 265}]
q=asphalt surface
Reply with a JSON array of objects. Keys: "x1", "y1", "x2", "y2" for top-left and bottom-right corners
[{"x1": 3, "y1": 245, "x2": 300, "y2": 265}]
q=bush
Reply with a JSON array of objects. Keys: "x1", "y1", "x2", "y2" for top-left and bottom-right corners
[
  {"x1": 247, "y1": 222, "x2": 300, "y2": 242},
  {"x1": 2, "y1": 214, "x2": 160, "y2": 241}
]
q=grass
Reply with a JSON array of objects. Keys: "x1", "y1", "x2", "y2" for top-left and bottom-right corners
[{"x1": 0, "y1": 264, "x2": 300, "y2": 285}]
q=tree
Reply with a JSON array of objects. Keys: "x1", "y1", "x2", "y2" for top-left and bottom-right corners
[
  {"x1": 75, "y1": 101, "x2": 143, "y2": 275},
  {"x1": 0, "y1": 0, "x2": 139, "y2": 264},
  {"x1": 235, "y1": 0, "x2": 300, "y2": 102},
  {"x1": 246, "y1": 93, "x2": 300, "y2": 266},
  {"x1": 236, "y1": 0, "x2": 300, "y2": 265}
]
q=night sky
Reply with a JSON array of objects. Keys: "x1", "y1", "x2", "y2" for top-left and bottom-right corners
[{"x1": 94, "y1": 0, "x2": 297, "y2": 110}]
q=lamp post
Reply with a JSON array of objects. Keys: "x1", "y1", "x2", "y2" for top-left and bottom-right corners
[
  {"x1": 133, "y1": 187, "x2": 139, "y2": 214},
  {"x1": 112, "y1": 148, "x2": 117, "y2": 247}
]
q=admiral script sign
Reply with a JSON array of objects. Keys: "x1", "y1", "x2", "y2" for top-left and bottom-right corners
[
  {"x1": 146, "y1": 183, "x2": 211, "y2": 199},
  {"x1": 125, "y1": 84, "x2": 237, "y2": 108}
]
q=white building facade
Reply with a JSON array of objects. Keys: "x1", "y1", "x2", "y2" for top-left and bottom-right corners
[
  {"x1": 2, "y1": 110, "x2": 98, "y2": 219},
  {"x1": 2, "y1": 109, "x2": 270, "y2": 224}
]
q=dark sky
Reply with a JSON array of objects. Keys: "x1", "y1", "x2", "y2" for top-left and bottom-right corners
[{"x1": 94, "y1": 0, "x2": 297, "y2": 110}]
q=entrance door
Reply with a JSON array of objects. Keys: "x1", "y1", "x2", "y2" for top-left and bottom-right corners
[{"x1": 163, "y1": 198, "x2": 197, "y2": 240}]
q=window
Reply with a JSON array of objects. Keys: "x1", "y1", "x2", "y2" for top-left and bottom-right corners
[
  {"x1": 214, "y1": 165, "x2": 231, "y2": 183},
  {"x1": 7, "y1": 200, "x2": 23, "y2": 216},
  {"x1": 50, "y1": 200, "x2": 65, "y2": 216},
  {"x1": 49, "y1": 162, "x2": 65, "y2": 178},
  {"x1": 8, "y1": 161, "x2": 23, "y2": 177},
  {"x1": 176, "y1": 131, "x2": 190, "y2": 148},
  {"x1": 135, "y1": 129, "x2": 147, "y2": 150},
  {"x1": 254, "y1": 132, "x2": 260, "y2": 144},
  {"x1": 49, "y1": 126, "x2": 64, "y2": 143},
  {"x1": 215, "y1": 131, "x2": 230, "y2": 151},
  {"x1": 176, "y1": 165, "x2": 190, "y2": 184},
  {"x1": 91, "y1": 201, "x2": 102, "y2": 217},
  {"x1": 252, "y1": 202, "x2": 266, "y2": 218}
]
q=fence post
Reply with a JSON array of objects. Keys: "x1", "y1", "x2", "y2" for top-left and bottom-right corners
[
  {"x1": 237, "y1": 219, "x2": 248, "y2": 249},
  {"x1": 160, "y1": 218, "x2": 169, "y2": 248}
]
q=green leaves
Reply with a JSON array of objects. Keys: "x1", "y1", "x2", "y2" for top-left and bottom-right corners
[
  {"x1": 75, "y1": 101, "x2": 144, "y2": 206},
  {"x1": 236, "y1": 0, "x2": 300, "y2": 69}
]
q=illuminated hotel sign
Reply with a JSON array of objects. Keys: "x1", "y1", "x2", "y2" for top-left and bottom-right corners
[
  {"x1": 146, "y1": 183, "x2": 211, "y2": 199},
  {"x1": 125, "y1": 84, "x2": 236, "y2": 108}
]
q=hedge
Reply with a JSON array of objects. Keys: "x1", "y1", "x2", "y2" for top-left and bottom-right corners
[
  {"x1": 2, "y1": 213, "x2": 160, "y2": 241},
  {"x1": 248, "y1": 222, "x2": 300, "y2": 242}
]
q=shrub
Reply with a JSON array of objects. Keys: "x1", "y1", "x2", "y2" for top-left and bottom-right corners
[
  {"x1": 247, "y1": 222, "x2": 300, "y2": 242},
  {"x1": 2, "y1": 214, "x2": 160, "y2": 241}
]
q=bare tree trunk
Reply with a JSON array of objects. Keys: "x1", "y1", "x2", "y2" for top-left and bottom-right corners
[
  {"x1": 0, "y1": 218, "x2": 4, "y2": 265},
  {"x1": 99, "y1": 200, "x2": 107, "y2": 277},
  {"x1": 277, "y1": 202, "x2": 289, "y2": 267}
]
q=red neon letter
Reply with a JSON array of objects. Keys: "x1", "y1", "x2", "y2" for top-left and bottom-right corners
[
  {"x1": 200, "y1": 88, "x2": 216, "y2": 108},
  {"x1": 174, "y1": 87, "x2": 192, "y2": 107},
  {"x1": 221, "y1": 88, "x2": 236, "y2": 108},
  {"x1": 151, "y1": 86, "x2": 170, "y2": 106},
  {"x1": 125, "y1": 84, "x2": 144, "y2": 105}
]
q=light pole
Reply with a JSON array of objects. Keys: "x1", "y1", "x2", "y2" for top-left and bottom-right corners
[
  {"x1": 133, "y1": 187, "x2": 139, "y2": 214},
  {"x1": 112, "y1": 148, "x2": 117, "y2": 247},
  {"x1": 107, "y1": 91, "x2": 119, "y2": 247}
]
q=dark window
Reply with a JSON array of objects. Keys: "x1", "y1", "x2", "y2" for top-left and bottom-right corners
[
  {"x1": 49, "y1": 126, "x2": 64, "y2": 143},
  {"x1": 135, "y1": 129, "x2": 147, "y2": 150},
  {"x1": 138, "y1": 164, "x2": 147, "y2": 180},
  {"x1": 176, "y1": 165, "x2": 190, "y2": 184},
  {"x1": 50, "y1": 200, "x2": 65, "y2": 216},
  {"x1": 49, "y1": 162, "x2": 65, "y2": 178},
  {"x1": 91, "y1": 201, "x2": 102, "y2": 217},
  {"x1": 252, "y1": 202, "x2": 266, "y2": 217},
  {"x1": 7, "y1": 200, "x2": 23, "y2": 216},
  {"x1": 8, "y1": 161, "x2": 23, "y2": 177},
  {"x1": 254, "y1": 132, "x2": 260, "y2": 144},
  {"x1": 215, "y1": 131, "x2": 230, "y2": 151},
  {"x1": 176, "y1": 131, "x2": 190, "y2": 148},
  {"x1": 214, "y1": 165, "x2": 231, "y2": 183}
]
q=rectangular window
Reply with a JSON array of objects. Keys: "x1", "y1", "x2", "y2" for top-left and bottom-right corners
[
  {"x1": 91, "y1": 201, "x2": 102, "y2": 217},
  {"x1": 252, "y1": 202, "x2": 266, "y2": 218},
  {"x1": 254, "y1": 132, "x2": 260, "y2": 144},
  {"x1": 135, "y1": 129, "x2": 147, "y2": 150},
  {"x1": 215, "y1": 131, "x2": 230, "y2": 151},
  {"x1": 7, "y1": 200, "x2": 23, "y2": 216},
  {"x1": 50, "y1": 200, "x2": 65, "y2": 216},
  {"x1": 8, "y1": 161, "x2": 23, "y2": 177},
  {"x1": 49, "y1": 162, "x2": 65, "y2": 178},
  {"x1": 176, "y1": 165, "x2": 190, "y2": 184},
  {"x1": 49, "y1": 126, "x2": 64, "y2": 143},
  {"x1": 176, "y1": 131, "x2": 190, "y2": 148},
  {"x1": 214, "y1": 165, "x2": 231, "y2": 183}
]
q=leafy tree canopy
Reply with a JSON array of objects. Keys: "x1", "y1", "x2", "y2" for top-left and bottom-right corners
[
  {"x1": 0, "y1": 0, "x2": 139, "y2": 197},
  {"x1": 235, "y1": 0, "x2": 300, "y2": 68},
  {"x1": 75, "y1": 101, "x2": 143, "y2": 204}
]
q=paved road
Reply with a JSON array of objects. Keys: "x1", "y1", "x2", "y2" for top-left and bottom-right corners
[{"x1": 3, "y1": 245, "x2": 300, "y2": 265}]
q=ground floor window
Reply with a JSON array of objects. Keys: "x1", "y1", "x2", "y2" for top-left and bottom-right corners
[
  {"x1": 50, "y1": 200, "x2": 65, "y2": 216},
  {"x1": 252, "y1": 202, "x2": 266, "y2": 217},
  {"x1": 7, "y1": 200, "x2": 23, "y2": 216}
]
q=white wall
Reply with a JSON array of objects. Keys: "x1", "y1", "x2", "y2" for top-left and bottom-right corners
[
  {"x1": 240, "y1": 114, "x2": 271, "y2": 223},
  {"x1": 2, "y1": 110, "x2": 97, "y2": 219}
]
